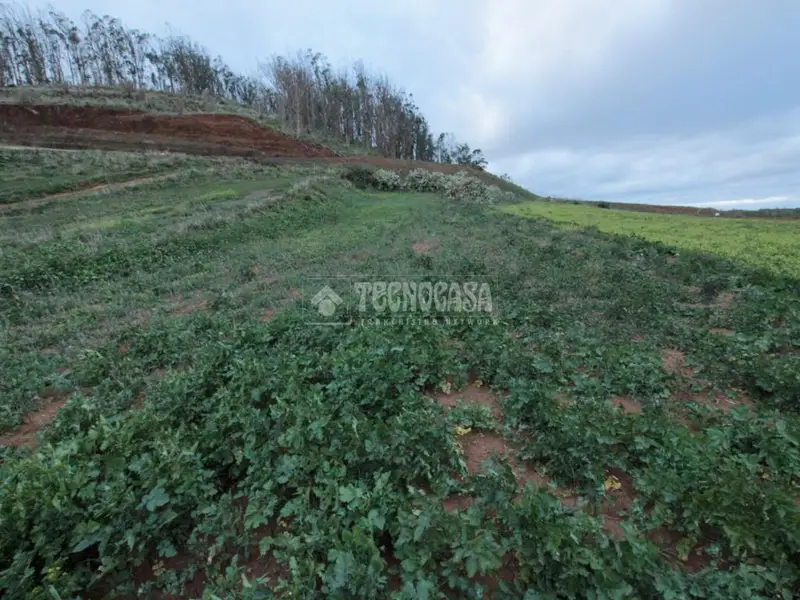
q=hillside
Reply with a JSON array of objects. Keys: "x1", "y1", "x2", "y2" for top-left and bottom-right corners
[
  {"x1": 1, "y1": 145, "x2": 799, "y2": 598},
  {"x1": 0, "y1": 84, "x2": 370, "y2": 158},
  {"x1": 0, "y1": 87, "x2": 527, "y2": 198},
  {"x1": 2, "y1": 4, "x2": 800, "y2": 599}
]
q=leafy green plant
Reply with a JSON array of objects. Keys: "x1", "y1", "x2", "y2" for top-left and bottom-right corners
[
  {"x1": 446, "y1": 401, "x2": 498, "y2": 431},
  {"x1": 2, "y1": 157, "x2": 800, "y2": 599}
]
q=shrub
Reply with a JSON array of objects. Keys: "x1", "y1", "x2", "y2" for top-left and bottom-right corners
[
  {"x1": 372, "y1": 169, "x2": 402, "y2": 191},
  {"x1": 404, "y1": 168, "x2": 448, "y2": 193},
  {"x1": 597, "y1": 201, "x2": 611, "y2": 209},
  {"x1": 286, "y1": 176, "x2": 333, "y2": 202},
  {"x1": 485, "y1": 184, "x2": 517, "y2": 204},
  {"x1": 442, "y1": 170, "x2": 496, "y2": 204},
  {"x1": 343, "y1": 166, "x2": 516, "y2": 204},
  {"x1": 341, "y1": 165, "x2": 378, "y2": 189}
]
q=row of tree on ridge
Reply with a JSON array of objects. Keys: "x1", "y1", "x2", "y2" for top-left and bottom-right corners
[{"x1": 0, "y1": 2, "x2": 488, "y2": 166}]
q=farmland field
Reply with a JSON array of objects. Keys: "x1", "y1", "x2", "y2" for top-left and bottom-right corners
[
  {"x1": 1, "y1": 148, "x2": 800, "y2": 599},
  {"x1": 502, "y1": 200, "x2": 800, "y2": 279}
]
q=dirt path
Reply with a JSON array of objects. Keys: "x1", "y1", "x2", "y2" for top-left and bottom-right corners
[
  {"x1": 0, "y1": 171, "x2": 180, "y2": 211},
  {"x1": 0, "y1": 393, "x2": 68, "y2": 449}
]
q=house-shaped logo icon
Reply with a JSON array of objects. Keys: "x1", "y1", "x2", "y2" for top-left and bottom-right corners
[{"x1": 310, "y1": 285, "x2": 343, "y2": 317}]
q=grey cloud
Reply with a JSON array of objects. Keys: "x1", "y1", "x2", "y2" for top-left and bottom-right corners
[{"x1": 492, "y1": 107, "x2": 800, "y2": 208}]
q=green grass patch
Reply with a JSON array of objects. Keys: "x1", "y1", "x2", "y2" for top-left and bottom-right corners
[
  {"x1": 501, "y1": 200, "x2": 800, "y2": 278},
  {"x1": 0, "y1": 147, "x2": 202, "y2": 204}
]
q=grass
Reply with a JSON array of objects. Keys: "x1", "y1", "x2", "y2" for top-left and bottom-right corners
[
  {"x1": 1, "y1": 149, "x2": 799, "y2": 598},
  {"x1": 0, "y1": 147, "x2": 203, "y2": 205},
  {"x1": 501, "y1": 200, "x2": 800, "y2": 279}
]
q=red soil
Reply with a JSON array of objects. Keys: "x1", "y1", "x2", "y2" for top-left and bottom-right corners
[
  {"x1": 0, "y1": 392, "x2": 68, "y2": 449},
  {"x1": 0, "y1": 104, "x2": 335, "y2": 158},
  {"x1": 0, "y1": 103, "x2": 493, "y2": 179}
]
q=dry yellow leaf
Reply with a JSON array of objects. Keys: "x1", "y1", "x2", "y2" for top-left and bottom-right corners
[
  {"x1": 454, "y1": 426, "x2": 472, "y2": 436},
  {"x1": 604, "y1": 475, "x2": 622, "y2": 492}
]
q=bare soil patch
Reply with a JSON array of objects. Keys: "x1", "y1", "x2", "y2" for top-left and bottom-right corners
[
  {"x1": 610, "y1": 395, "x2": 643, "y2": 415},
  {"x1": 714, "y1": 291, "x2": 736, "y2": 309},
  {"x1": 648, "y1": 527, "x2": 714, "y2": 573},
  {"x1": 412, "y1": 239, "x2": 439, "y2": 256},
  {"x1": 0, "y1": 104, "x2": 335, "y2": 158},
  {"x1": 0, "y1": 391, "x2": 69, "y2": 448},
  {"x1": 170, "y1": 294, "x2": 209, "y2": 316},
  {"x1": 688, "y1": 390, "x2": 754, "y2": 415},
  {"x1": 599, "y1": 468, "x2": 636, "y2": 540},
  {"x1": 662, "y1": 345, "x2": 754, "y2": 418},
  {"x1": 555, "y1": 393, "x2": 572, "y2": 409},
  {"x1": 662, "y1": 349, "x2": 695, "y2": 379},
  {"x1": 432, "y1": 383, "x2": 504, "y2": 422},
  {"x1": 433, "y1": 382, "x2": 553, "y2": 509},
  {"x1": 443, "y1": 494, "x2": 475, "y2": 513},
  {"x1": 678, "y1": 289, "x2": 739, "y2": 312},
  {"x1": 0, "y1": 104, "x2": 493, "y2": 182},
  {"x1": 115, "y1": 507, "x2": 290, "y2": 600},
  {"x1": 460, "y1": 431, "x2": 511, "y2": 475}
]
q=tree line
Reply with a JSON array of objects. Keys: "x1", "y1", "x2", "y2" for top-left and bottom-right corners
[{"x1": 0, "y1": 2, "x2": 488, "y2": 166}]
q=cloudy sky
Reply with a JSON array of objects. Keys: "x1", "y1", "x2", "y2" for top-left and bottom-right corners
[{"x1": 55, "y1": 0, "x2": 800, "y2": 209}]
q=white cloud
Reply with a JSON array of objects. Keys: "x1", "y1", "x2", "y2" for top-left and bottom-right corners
[{"x1": 685, "y1": 196, "x2": 797, "y2": 209}]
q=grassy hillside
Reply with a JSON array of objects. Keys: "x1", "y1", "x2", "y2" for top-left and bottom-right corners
[
  {"x1": 1, "y1": 148, "x2": 798, "y2": 598},
  {"x1": 0, "y1": 147, "x2": 206, "y2": 205}
]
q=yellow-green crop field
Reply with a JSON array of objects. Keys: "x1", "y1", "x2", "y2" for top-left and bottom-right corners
[{"x1": 501, "y1": 201, "x2": 800, "y2": 279}]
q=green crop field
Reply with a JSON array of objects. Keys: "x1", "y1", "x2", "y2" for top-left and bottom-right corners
[
  {"x1": 1, "y1": 148, "x2": 799, "y2": 599},
  {"x1": 501, "y1": 200, "x2": 800, "y2": 279}
]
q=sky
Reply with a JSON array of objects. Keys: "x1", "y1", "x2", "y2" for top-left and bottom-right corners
[{"x1": 52, "y1": 0, "x2": 800, "y2": 209}]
